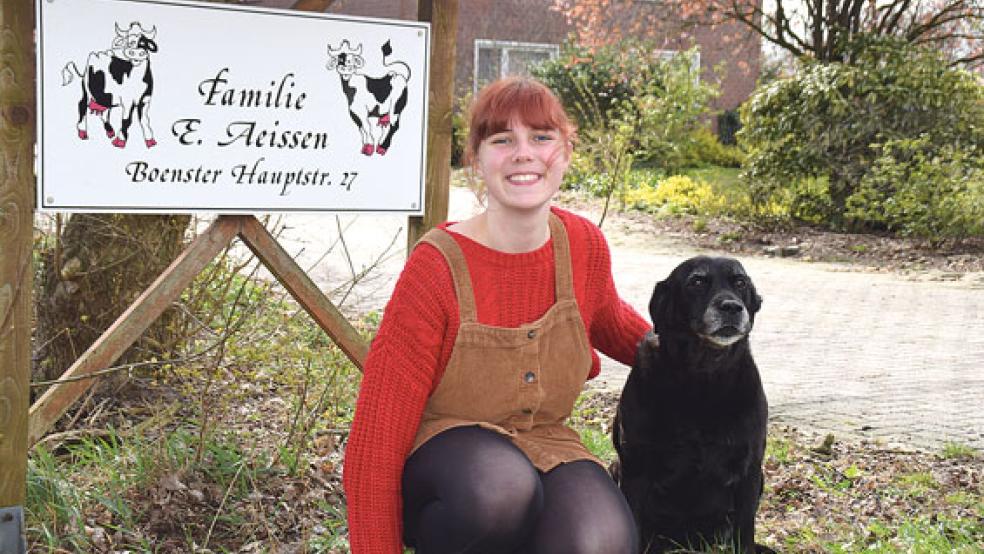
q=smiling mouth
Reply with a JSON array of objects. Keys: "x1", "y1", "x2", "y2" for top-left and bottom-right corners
[{"x1": 508, "y1": 173, "x2": 541, "y2": 185}]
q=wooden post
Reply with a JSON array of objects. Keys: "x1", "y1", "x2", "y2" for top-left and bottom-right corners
[
  {"x1": 0, "y1": 0, "x2": 34, "y2": 547},
  {"x1": 407, "y1": 0, "x2": 458, "y2": 250},
  {"x1": 237, "y1": 217, "x2": 368, "y2": 368}
]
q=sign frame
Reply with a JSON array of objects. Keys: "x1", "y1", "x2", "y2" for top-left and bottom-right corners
[{"x1": 36, "y1": 0, "x2": 431, "y2": 215}]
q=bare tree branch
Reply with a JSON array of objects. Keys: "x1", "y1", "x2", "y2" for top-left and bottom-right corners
[{"x1": 558, "y1": 0, "x2": 981, "y2": 66}]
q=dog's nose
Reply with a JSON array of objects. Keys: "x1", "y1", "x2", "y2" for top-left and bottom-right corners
[{"x1": 719, "y1": 299, "x2": 745, "y2": 314}]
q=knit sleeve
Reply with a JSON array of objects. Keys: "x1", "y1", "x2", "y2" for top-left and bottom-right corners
[
  {"x1": 579, "y1": 217, "x2": 652, "y2": 367},
  {"x1": 343, "y1": 243, "x2": 454, "y2": 554}
]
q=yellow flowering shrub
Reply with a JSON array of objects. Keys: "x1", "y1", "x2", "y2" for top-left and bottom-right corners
[{"x1": 625, "y1": 175, "x2": 726, "y2": 216}]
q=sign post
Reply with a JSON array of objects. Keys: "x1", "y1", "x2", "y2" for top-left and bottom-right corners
[
  {"x1": 408, "y1": 0, "x2": 457, "y2": 249},
  {"x1": 0, "y1": 0, "x2": 34, "y2": 549}
]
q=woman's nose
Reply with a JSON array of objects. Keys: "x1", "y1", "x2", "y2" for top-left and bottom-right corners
[{"x1": 511, "y1": 140, "x2": 534, "y2": 162}]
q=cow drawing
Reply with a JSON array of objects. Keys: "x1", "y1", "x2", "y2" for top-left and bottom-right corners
[
  {"x1": 326, "y1": 39, "x2": 410, "y2": 156},
  {"x1": 62, "y1": 22, "x2": 158, "y2": 149}
]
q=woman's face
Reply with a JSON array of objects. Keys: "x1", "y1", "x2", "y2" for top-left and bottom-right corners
[{"x1": 475, "y1": 118, "x2": 570, "y2": 214}]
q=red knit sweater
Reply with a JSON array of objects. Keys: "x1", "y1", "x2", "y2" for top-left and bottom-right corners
[{"x1": 342, "y1": 207, "x2": 651, "y2": 553}]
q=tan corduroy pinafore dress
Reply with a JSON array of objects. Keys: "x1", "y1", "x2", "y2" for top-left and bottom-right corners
[{"x1": 410, "y1": 213, "x2": 603, "y2": 472}]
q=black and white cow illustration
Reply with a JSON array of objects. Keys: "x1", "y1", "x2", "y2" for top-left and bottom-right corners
[
  {"x1": 62, "y1": 22, "x2": 158, "y2": 149},
  {"x1": 326, "y1": 40, "x2": 410, "y2": 156}
]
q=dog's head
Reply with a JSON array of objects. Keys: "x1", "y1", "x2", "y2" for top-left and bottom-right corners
[{"x1": 649, "y1": 256, "x2": 762, "y2": 349}]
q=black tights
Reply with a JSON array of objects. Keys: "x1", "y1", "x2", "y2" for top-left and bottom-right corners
[{"x1": 402, "y1": 426, "x2": 638, "y2": 554}]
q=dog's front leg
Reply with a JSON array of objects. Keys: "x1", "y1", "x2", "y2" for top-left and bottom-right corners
[{"x1": 732, "y1": 470, "x2": 763, "y2": 554}]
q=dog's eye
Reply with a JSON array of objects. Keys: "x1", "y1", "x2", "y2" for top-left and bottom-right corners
[
  {"x1": 687, "y1": 276, "x2": 706, "y2": 288},
  {"x1": 734, "y1": 278, "x2": 748, "y2": 290}
]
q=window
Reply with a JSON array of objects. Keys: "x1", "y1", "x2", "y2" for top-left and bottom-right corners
[
  {"x1": 654, "y1": 49, "x2": 701, "y2": 84},
  {"x1": 655, "y1": 49, "x2": 701, "y2": 80},
  {"x1": 474, "y1": 40, "x2": 560, "y2": 93}
]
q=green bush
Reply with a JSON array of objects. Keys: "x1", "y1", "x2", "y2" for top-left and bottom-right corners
[
  {"x1": 680, "y1": 127, "x2": 745, "y2": 169},
  {"x1": 534, "y1": 40, "x2": 718, "y2": 226},
  {"x1": 451, "y1": 91, "x2": 473, "y2": 167},
  {"x1": 788, "y1": 176, "x2": 836, "y2": 226},
  {"x1": 530, "y1": 40, "x2": 637, "y2": 131},
  {"x1": 846, "y1": 138, "x2": 984, "y2": 242},
  {"x1": 739, "y1": 35, "x2": 984, "y2": 234},
  {"x1": 533, "y1": 41, "x2": 719, "y2": 172}
]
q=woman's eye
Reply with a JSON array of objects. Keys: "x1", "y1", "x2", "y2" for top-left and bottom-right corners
[{"x1": 490, "y1": 136, "x2": 511, "y2": 145}]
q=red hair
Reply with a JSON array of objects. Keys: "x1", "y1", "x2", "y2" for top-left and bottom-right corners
[{"x1": 465, "y1": 77, "x2": 575, "y2": 166}]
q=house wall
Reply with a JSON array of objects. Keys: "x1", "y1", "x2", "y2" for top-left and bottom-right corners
[
  {"x1": 322, "y1": 0, "x2": 418, "y2": 20},
  {"x1": 693, "y1": 19, "x2": 762, "y2": 112},
  {"x1": 257, "y1": 0, "x2": 760, "y2": 112},
  {"x1": 454, "y1": 0, "x2": 570, "y2": 99}
]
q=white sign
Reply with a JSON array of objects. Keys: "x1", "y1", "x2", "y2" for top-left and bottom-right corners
[{"x1": 37, "y1": 0, "x2": 430, "y2": 214}]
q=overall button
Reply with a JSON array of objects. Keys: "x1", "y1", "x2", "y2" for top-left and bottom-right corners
[
  {"x1": 523, "y1": 371, "x2": 537, "y2": 384},
  {"x1": 527, "y1": 329, "x2": 537, "y2": 339}
]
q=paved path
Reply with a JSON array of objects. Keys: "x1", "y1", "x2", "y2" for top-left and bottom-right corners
[{"x1": 270, "y1": 189, "x2": 984, "y2": 452}]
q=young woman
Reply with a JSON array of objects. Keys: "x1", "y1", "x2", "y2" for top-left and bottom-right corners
[{"x1": 343, "y1": 76, "x2": 652, "y2": 554}]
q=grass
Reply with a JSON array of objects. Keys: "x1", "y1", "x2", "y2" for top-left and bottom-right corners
[
  {"x1": 943, "y1": 442, "x2": 981, "y2": 460},
  {"x1": 26, "y1": 427, "x2": 281, "y2": 551},
  {"x1": 894, "y1": 471, "x2": 938, "y2": 499},
  {"x1": 765, "y1": 436, "x2": 793, "y2": 465},
  {"x1": 682, "y1": 166, "x2": 744, "y2": 195},
  {"x1": 579, "y1": 427, "x2": 617, "y2": 461}
]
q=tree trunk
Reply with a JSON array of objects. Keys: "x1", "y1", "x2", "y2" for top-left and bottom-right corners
[{"x1": 34, "y1": 214, "x2": 191, "y2": 393}]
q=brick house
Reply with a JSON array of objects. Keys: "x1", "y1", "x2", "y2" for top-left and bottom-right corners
[{"x1": 260, "y1": 0, "x2": 761, "y2": 114}]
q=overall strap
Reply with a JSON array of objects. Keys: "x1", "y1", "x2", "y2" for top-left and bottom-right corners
[
  {"x1": 417, "y1": 229, "x2": 479, "y2": 323},
  {"x1": 548, "y1": 213, "x2": 575, "y2": 302}
]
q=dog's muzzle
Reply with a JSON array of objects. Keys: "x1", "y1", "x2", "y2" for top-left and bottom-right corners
[{"x1": 699, "y1": 295, "x2": 751, "y2": 348}]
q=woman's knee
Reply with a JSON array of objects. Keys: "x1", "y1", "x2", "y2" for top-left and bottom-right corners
[
  {"x1": 403, "y1": 427, "x2": 544, "y2": 549},
  {"x1": 531, "y1": 460, "x2": 638, "y2": 554},
  {"x1": 461, "y1": 469, "x2": 542, "y2": 538},
  {"x1": 448, "y1": 435, "x2": 542, "y2": 536}
]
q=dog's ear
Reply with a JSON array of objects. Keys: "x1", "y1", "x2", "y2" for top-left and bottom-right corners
[
  {"x1": 648, "y1": 279, "x2": 673, "y2": 330},
  {"x1": 748, "y1": 281, "x2": 763, "y2": 314}
]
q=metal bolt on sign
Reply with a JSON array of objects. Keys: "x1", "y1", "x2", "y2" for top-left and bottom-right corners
[{"x1": 0, "y1": 506, "x2": 25, "y2": 554}]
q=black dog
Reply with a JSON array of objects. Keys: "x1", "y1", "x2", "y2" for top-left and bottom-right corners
[{"x1": 613, "y1": 256, "x2": 772, "y2": 553}]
